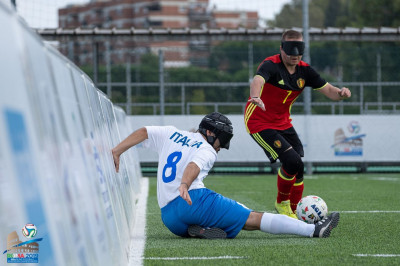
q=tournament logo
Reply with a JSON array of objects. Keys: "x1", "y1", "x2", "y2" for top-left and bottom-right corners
[
  {"x1": 3, "y1": 224, "x2": 43, "y2": 263},
  {"x1": 297, "y1": 78, "x2": 305, "y2": 89},
  {"x1": 274, "y1": 140, "x2": 282, "y2": 148}
]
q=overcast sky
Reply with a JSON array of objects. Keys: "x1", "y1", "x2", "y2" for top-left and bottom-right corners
[{"x1": 13, "y1": 0, "x2": 291, "y2": 28}]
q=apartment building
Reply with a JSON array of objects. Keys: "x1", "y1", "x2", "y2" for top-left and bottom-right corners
[{"x1": 58, "y1": 0, "x2": 258, "y2": 66}]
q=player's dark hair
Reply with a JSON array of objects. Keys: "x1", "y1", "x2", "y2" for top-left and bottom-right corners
[
  {"x1": 198, "y1": 112, "x2": 233, "y2": 149},
  {"x1": 282, "y1": 30, "x2": 303, "y2": 41}
]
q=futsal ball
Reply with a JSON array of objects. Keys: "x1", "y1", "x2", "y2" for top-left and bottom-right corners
[
  {"x1": 296, "y1": 195, "x2": 328, "y2": 224},
  {"x1": 22, "y1": 224, "x2": 37, "y2": 238}
]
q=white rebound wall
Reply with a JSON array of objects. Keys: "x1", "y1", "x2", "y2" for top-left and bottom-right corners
[
  {"x1": 129, "y1": 115, "x2": 400, "y2": 163},
  {"x1": 0, "y1": 2, "x2": 142, "y2": 265}
]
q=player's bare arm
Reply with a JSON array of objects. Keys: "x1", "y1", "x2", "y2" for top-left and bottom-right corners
[
  {"x1": 179, "y1": 162, "x2": 201, "y2": 205},
  {"x1": 318, "y1": 83, "x2": 351, "y2": 101},
  {"x1": 248, "y1": 75, "x2": 266, "y2": 111},
  {"x1": 111, "y1": 127, "x2": 148, "y2": 172}
]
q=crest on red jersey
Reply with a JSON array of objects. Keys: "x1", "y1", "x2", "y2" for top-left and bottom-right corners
[{"x1": 297, "y1": 78, "x2": 305, "y2": 89}]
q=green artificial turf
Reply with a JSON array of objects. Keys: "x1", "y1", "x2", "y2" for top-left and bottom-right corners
[{"x1": 143, "y1": 174, "x2": 400, "y2": 265}]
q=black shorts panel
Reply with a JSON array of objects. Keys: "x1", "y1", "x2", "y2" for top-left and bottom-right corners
[{"x1": 251, "y1": 127, "x2": 304, "y2": 163}]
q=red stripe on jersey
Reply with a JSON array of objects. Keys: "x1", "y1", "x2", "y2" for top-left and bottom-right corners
[
  {"x1": 257, "y1": 54, "x2": 281, "y2": 70},
  {"x1": 257, "y1": 54, "x2": 310, "y2": 69}
]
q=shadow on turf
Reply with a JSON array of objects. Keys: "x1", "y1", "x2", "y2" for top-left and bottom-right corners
[{"x1": 146, "y1": 233, "x2": 318, "y2": 241}]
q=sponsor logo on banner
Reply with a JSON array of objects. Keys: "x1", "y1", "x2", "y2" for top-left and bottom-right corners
[
  {"x1": 331, "y1": 121, "x2": 366, "y2": 156},
  {"x1": 3, "y1": 224, "x2": 43, "y2": 263}
]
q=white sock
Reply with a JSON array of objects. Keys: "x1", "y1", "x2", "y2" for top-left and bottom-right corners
[{"x1": 260, "y1": 212, "x2": 315, "y2": 237}]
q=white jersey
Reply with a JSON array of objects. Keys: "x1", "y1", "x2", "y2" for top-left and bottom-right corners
[{"x1": 142, "y1": 126, "x2": 217, "y2": 208}]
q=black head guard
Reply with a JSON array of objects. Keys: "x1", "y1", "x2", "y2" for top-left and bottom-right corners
[{"x1": 198, "y1": 112, "x2": 233, "y2": 149}]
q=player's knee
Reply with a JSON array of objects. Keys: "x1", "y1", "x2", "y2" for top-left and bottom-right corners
[
  {"x1": 280, "y1": 148, "x2": 303, "y2": 175},
  {"x1": 243, "y1": 211, "x2": 262, "y2": 230}
]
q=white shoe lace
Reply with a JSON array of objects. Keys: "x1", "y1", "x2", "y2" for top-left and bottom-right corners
[{"x1": 317, "y1": 216, "x2": 329, "y2": 225}]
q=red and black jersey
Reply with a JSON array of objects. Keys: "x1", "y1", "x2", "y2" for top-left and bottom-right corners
[{"x1": 244, "y1": 54, "x2": 327, "y2": 133}]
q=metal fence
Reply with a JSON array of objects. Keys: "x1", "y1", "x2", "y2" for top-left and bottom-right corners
[{"x1": 104, "y1": 81, "x2": 400, "y2": 115}]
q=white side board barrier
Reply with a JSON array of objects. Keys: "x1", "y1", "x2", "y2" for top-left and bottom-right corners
[
  {"x1": 130, "y1": 114, "x2": 400, "y2": 163},
  {"x1": 0, "y1": 2, "x2": 142, "y2": 265}
]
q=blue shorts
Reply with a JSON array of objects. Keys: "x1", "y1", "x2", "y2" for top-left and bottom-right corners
[{"x1": 161, "y1": 188, "x2": 252, "y2": 238}]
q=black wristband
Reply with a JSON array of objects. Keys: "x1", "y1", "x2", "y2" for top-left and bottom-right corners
[
  {"x1": 181, "y1": 182, "x2": 189, "y2": 189},
  {"x1": 251, "y1": 96, "x2": 259, "y2": 98}
]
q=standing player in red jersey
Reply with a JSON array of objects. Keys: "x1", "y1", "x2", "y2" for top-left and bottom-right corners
[{"x1": 244, "y1": 29, "x2": 351, "y2": 219}]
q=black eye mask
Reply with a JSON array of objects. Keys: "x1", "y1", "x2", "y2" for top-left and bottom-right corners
[{"x1": 281, "y1": 41, "x2": 305, "y2": 56}]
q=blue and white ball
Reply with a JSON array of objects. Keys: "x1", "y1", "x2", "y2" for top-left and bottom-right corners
[
  {"x1": 296, "y1": 195, "x2": 328, "y2": 224},
  {"x1": 22, "y1": 224, "x2": 37, "y2": 238}
]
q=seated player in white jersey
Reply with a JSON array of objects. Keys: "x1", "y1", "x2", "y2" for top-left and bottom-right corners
[{"x1": 112, "y1": 112, "x2": 339, "y2": 239}]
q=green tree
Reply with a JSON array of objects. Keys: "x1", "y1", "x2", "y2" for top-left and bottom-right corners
[
  {"x1": 267, "y1": 0, "x2": 400, "y2": 28},
  {"x1": 267, "y1": 0, "x2": 328, "y2": 28},
  {"x1": 324, "y1": 0, "x2": 342, "y2": 27},
  {"x1": 346, "y1": 0, "x2": 400, "y2": 27}
]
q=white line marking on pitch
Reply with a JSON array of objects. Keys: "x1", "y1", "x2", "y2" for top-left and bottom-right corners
[
  {"x1": 353, "y1": 254, "x2": 400, "y2": 257},
  {"x1": 368, "y1": 177, "x2": 400, "y2": 181},
  {"x1": 128, "y1": 177, "x2": 149, "y2": 266},
  {"x1": 305, "y1": 175, "x2": 400, "y2": 181},
  {"x1": 145, "y1": 256, "x2": 248, "y2": 260}
]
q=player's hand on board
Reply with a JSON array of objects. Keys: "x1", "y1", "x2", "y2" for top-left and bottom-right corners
[{"x1": 111, "y1": 149, "x2": 120, "y2": 173}]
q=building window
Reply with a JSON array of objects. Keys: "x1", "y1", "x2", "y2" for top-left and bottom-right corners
[
  {"x1": 95, "y1": 8, "x2": 103, "y2": 16},
  {"x1": 70, "y1": 14, "x2": 78, "y2": 21},
  {"x1": 148, "y1": 3, "x2": 161, "y2": 11},
  {"x1": 149, "y1": 20, "x2": 162, "y2": 26},
  {"x1": 179, "y1": 6, "x2": 186, "y2": 13}
]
